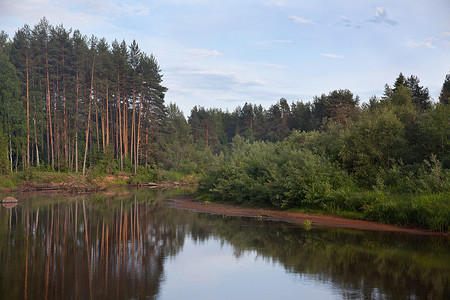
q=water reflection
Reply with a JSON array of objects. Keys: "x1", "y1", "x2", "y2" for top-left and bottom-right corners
[{"x1": 0, "y1": 190, "x2": 448, "y2": 300}]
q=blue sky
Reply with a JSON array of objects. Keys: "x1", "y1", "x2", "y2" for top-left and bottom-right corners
[{"x1": 1, "y1": 0, "x2": 449, "y2": 114}]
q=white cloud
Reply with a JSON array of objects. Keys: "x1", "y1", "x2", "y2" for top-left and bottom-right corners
[
  {"x1": 339, "y1": 15, "x2": 351, "y2": 22},
  {"x1": 374, "y1": 7, "x2": 386, "y2": 19},
  {"x1": 0, "y1": 0, "x2": 151, "y2": 38},
  {"x1": 181, "y1": 69, "x2": 232, "y2": 76},
  {"x1": 175, "y1": 68, "x2": 267, "y2": 89},
  {"x1": 368, "y1": 6, "x2": 397, "y2": 26},
  {"x1": 289, "y1": 15, "x2": 315, "y2": 25},
  {"x1": 250, "y1": 62, "x2": 290, "y2": 69},
  {"x1": 271, "y1": 39, "x2": 293, "y2": 43},
  {"x1": 320, "y1": 53, "x2": 344, "y2": 59},
  {"x1": 186, "y1": 49, "x2": 223, "y2": 58},
  {"x1": 405, "y1": 32, "x2": 450, "y2": 49},
  {"x1": 89, "y1": 1, "x2": 150, "y2": 18},
  {"x1": 256, "y1": 39, "x2": 293, "y2": 49},
  {"x1": 269, "y1": 0, "x2": 287, "y2": 7}
]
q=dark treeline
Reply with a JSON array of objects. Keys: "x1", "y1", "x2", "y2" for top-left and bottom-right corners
[{"x1": 0, "y1": 18, "x2": 166, "y2": 175}]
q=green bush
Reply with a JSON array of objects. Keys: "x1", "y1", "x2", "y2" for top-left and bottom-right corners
[
  {"x1": 128, "y1": 165, "x2": 159, "y2": 183},
  {"x1": 199, "y1": 136, "x2": 349, "y2": 209}
]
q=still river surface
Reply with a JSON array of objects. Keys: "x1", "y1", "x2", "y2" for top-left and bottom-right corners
[{"x1": 0, "y1": 189, "x2": 448, "y2": 300}]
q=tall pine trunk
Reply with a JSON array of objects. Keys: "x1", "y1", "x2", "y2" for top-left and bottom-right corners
[
  {"x1": 33, "y1": 118, "x2": 40, "y2": 168},
  {"x1": 106, "y1": 79, "x2": 109, "y2": 147},
  {"x1": 131, "y1": 85, "x2": 136, "y2": 164},
  {"x1": 45, "y1": 48, "x2": 54, "y2": 169},
  {"x1": 101, "y1": 99, "x2": 105, "y2": 152},
  {"x1": 135, "y1": 73, "x2": 144, "y2": 175},
  {"x1": 83, "y1": 55, "x2": 95, "y2": 176},
  {"x1": 26, "y1": 54, "x2": 30, "y2": 167},
  {"x1": 117, "y1": 71, "x2": 123, "y2": 171},
  {"x1": 95, "y1": 102, "x2": 100, "y2": 151},
  {"x1": 75, "y1": 71, "x2": 79, "y2": 173},
  {"x1": 122, "y1": 87, "x2": 128, "y2": 159},
  {"x1": 135, "y1": 95, "x2": 142, "y2": 175},
  {"x1": 63, "y1": 44, "x2": 68, "y2": 166}
]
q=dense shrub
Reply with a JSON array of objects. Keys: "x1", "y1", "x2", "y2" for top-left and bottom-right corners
[{"x1": 199, "y1": 135, "x2": 349, "y2": 208}]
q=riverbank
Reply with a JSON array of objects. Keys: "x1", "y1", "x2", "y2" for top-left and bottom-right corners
[
  {"x1": 166, "y1": 195, "x2": 449, "y2": 236},
  {"x1": 1, "y1": 172, "x2": 447, "y2": 235},
  {"x1": 0, "y1": 172, "x2": 197, "y2": 194}
]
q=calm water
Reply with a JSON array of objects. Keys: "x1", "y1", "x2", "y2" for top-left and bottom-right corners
[{"x1": 0, "y1": 189, "x2": 449, "y2": 300}]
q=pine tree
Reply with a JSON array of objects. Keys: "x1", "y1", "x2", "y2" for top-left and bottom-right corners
[
  {"x1": 11, "y1": 25, "x2": 32, "y2": 167},
  {"x1": 439, "y1": 73, "x2": 450, "y2": 105}
]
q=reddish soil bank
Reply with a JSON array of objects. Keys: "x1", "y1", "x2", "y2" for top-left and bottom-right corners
[{"x1": 166, "y1": 195, "x2": 449, "y2": 236}]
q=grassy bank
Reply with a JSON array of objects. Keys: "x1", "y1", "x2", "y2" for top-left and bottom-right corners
[
  {"x1": 0, "y1": 168, "x2": 197, "y2": 193},
  {"x1": 285, "y1": 191, "x2": 450, "y2": 232}
]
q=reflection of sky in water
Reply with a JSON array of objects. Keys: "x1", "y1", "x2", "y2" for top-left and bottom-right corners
[{"x1": 159, "y1": 236, "x2": 337, "y2": 300}]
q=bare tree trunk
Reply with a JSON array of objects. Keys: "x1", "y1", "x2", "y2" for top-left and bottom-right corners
[
  {"x1": 56, "y1": 65, "x2": 60, "y2": 170},
  {"x1": 101, "y1": 99, "x2": 105, "y2": 152},
  {"x1": 33, "y1": 118, "x2": 40, "y2": 168},
  {"x1": 46, "y1": 118, "x2": 50, "y2": 163},
  {"x1": 131, "y1": 85, "x2": 136, "y2": 164},
  {"x1": 106, "y1": 80, "x2": 109, "y2": 147},
  {"x1": 122, "y1": 88, "x2": 128, "y2": 159},
  {"x1": 26, "y1": 54, "x2": 30, "y2": 167},
  {"x1": 95, "y1": 102, "x2": 100, "y2": 151},
  {"x1": 75, "y1": 72, "x2": 79, "y2": 173},
  {"x1": 135, "y1": 75, "x2": 144, "y2": 175},
  {"x1": 46, "y1": 49, "x2": 54, "y2": 169},
  {"x1": 9, "y1": 135, "x2": 13, "y2": 172},
  {"x1": 63, "y1": 45, "x2": 68, "y2": 166},
  {"x1": 83, "y1": 56, "x2": 95, "y2": 176},
  {"x1": 117, "y1": 72, "x2": 123, "y2": 171},
  {"x1": 135, "y1": 97, "x2": 142, "y2": 175}
]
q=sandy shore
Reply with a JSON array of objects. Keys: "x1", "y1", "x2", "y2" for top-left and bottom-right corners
[{"x1": 166, "y1": 195, "x2": 448, "y2": 236}]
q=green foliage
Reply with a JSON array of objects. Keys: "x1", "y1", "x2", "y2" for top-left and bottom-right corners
[
  {"x1": 162, "y1": 103, "x2": 216, "y2": 175},
  {"x1": 128, "y1": 165, "x2": 159, "y2": 183},
  {"x1": 21, "y1": 166, "x2": 37, "y2": 181},
  {"x1": 420, "y1": 155, "x2": 450, "y2": 193},
  {"x1": 199, "y1": 135, "x2": 349, "y2": 209},
  {"x1": 87, "y1": 146, "x2": 117, "y2": 176},
  {"x1": 340, "y1": 107, "x2": 406, "y2": 186},
  {"x1": 0, "y1": 52, "x2": 25, "y2": 163},
  {"x1": 0, "y1": 174, "x2": 22, "y2": 189},
  {"x1": 0, "y1": 128, "x2": 8, "y2": 174},
  {"x1": 439, "y1": 73, "x2": 450, "y2": 105},
  {"x1": 427, "y1": 104, "x2": 450, "y2": 167},
  {"x1": 362, "y1": 192, "x2": 450, "y2": 231},
  {"x1": 313, "y1": 89, "x2": 359, "y2": 126},
  {"x1": 199, "y1": 109, "x2": 450, "y2": 230}
]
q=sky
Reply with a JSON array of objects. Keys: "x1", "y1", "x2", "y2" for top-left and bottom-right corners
[{"x1": 1, "y1": 0, "x2": 450, "y2": 115}]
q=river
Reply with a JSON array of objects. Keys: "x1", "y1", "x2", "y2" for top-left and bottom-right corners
[{"x1": 0, "y1": 189, "x2": 448, "y2": 299}]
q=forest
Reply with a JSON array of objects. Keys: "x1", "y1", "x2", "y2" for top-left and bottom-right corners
[{"x1": 0, "y1": 19, "x2": 449, "y2": 230}]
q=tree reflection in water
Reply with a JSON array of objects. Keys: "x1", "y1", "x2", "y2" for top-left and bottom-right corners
[{"x1": 0, "y1": 190, "x2": 448, "y2": 300}]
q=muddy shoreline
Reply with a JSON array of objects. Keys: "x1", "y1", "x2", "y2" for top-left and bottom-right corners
[{"x1": 166, "y1": 195, "x2": 449, "y2": 236}]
